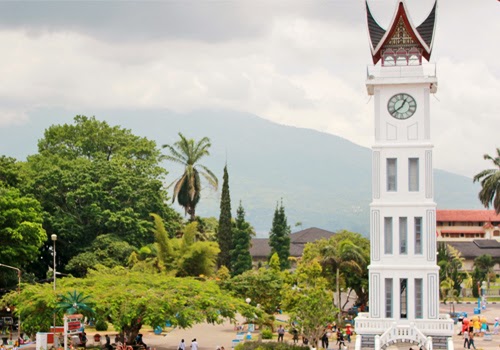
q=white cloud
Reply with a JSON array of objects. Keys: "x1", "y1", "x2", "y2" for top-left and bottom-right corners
[{"x1": 0, "y1": 0, "x2": 498, "y2": 179}]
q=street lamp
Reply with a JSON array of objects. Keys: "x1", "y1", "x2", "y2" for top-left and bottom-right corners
[
  {"x1": 51, "y1": 234, "x2": 57, "y2": 347},
  {"x1": 0, "y1": 263, "x2": 22, "y2": 338},
  {"x1": 51, "y1": 234, "x2": 57, "y2": 291}
]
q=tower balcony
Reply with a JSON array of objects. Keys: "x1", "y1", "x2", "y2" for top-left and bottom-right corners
[{"x1": 366, "y1": 64, "x2": 437, "y2": 95}]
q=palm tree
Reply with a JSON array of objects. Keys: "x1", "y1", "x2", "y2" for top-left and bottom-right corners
[
  {"x1": 473, "y1": 148, "x2": 500, "y2": 213},
  {"x1": 320, "y1": 239, "x2": 365, "y2": 323},
  {"x1": 56, "y1": 290, "x2": 95, "y2": 315},
  {"x1": 162, "y1": 133, "x2": 218, "y2": 221}
]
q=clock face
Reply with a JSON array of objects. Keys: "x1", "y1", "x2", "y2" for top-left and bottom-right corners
[{"x1": 387, "y1": 93, "x2": 417, "y2": 120}]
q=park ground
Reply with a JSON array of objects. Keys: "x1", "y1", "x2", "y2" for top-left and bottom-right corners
[{"x1": 19, "y1": 302, "x2": 500, "y2": 350}]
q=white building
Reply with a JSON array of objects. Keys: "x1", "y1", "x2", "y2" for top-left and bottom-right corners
[{"x1": 354, "y1": 1, "x2": 454, "y2": 349}]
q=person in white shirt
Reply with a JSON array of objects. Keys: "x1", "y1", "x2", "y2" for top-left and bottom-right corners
[{"x1": 191, "y1": 338, "x2": 198, "y2": 350}]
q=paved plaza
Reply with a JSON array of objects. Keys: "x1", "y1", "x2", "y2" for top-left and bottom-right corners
[{"x1": 21, "y1": 303, "x2": 500, "y2": 350}]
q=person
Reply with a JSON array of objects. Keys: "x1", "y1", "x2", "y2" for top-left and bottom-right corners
[
  {"x1": 191, "y1": 338, "x2": 198, "y2": 350},
  {"x1": 302, "y1": 336, "x2": 309, "y2": 345},
  {"x1": 178, "y1": 339, "x2": 186, "y2": 350},
  {"x1": 221, "y1": 347, "x2": 225, "y2": 350},
  {"x1": 346, "y1": 325, "x2": 352, "y2": 343},
  {"x1": 494, "y1": 317, "x2": 500, "y2": 335},
  {"x1": 135, "y1": 334, "x2": 147, "y2": 350},
  {"x1": 321, "y1": 331, "x2": 329, "y2": 349},
  {"x1": 79, "y1": 332, "x2": 87, "y2": 348},
  {"x1": 468, "y1": 331, "x2": 476, "y2": 350},
  {"x1": 292, "y1": 328, "x2": 299, "y2": 344},
  {"x1": 463, "y1": 328, "x2": 469, "y2": 349},
  {"x1": 337, "y1": 332, "x2": 345, "y2": 350},
  {"x1": 105, "y1": 334, "x2": 112, "y2": 350},
  {"x1": 277, "y1": 326, "x2": 285, "y2": 342}
]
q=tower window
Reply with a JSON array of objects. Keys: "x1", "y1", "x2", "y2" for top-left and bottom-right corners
[
  {"x1": 399, "y1": 217, "x2": 408, "y2": 254},
  {"x1": 387, "y1": 158, "x2": 397, "y2": 192},
  {"x1": 400, "y1": 278, "x2": 408, "y2": 319},
  {"x1": 415, "y1": 278, "x2": 423, "y2": 318},
  {"x1": 415, "y1": 217, "x2": 422, "y2": 254},
  {"x1": 409, "y1": 158, "x2": 419, "y2": 191},
  {"x1": 384, "y1": 217, "x2": 393, "y2": 254},
  {"x1": 385, "y1": 278, "x2": 393, "y2": 318}
]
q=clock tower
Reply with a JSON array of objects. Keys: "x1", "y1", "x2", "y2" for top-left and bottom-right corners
[{"x1": 354, "y1": 1, "x2": 455, "y2": 349}]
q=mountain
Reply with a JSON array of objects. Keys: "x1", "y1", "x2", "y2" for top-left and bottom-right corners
[{"x1": 0, "y1": 108, "x2": 483, "y2": 236}]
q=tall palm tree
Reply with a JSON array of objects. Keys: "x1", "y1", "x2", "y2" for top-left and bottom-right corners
[
  {"x1": 320, "y1": 239, "x2": 365, "y2": 323},
  {"x1": 162, "y1": 133, "x2": 218, "y2": 221},
  {"x1": 473, "y1": 148, "x2": 500, "y2": 213}
]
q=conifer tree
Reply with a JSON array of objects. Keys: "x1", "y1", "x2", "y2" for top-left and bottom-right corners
[
  {"x1": 217, "y1": 165, "x2": 233, "y2": 269},
  {"x1": 231, "y1": 202, "x2": 254, "y2": 276},
  {"x1": 269, "y1": 200, "x2": 291, "y2": 270}
]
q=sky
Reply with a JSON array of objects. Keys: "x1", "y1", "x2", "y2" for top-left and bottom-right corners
[{"x1": 0, "y1": 0, "x2": 498, "y2": 178}]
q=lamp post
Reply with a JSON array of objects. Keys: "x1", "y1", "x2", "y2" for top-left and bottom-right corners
[
  {"x1": 481, "y1": 280, "x2": 487, "y2": 310},
  {"x1": 51, "y1": 234, "x2": 57, "y2": 347},
  {"x1": 0, "y1": 263, "x2": 22, "y2": 339}
]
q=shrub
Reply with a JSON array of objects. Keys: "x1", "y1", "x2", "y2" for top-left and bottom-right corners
[
  {"x1": 261, "y1": 329, "x2": 273, "y2": 340},
  {"x1": 236, "y1": 342, "x2": 308, "y2": 350},
  {"x1": 95, "y1": 319, "x2": 108, "y2": 331}
]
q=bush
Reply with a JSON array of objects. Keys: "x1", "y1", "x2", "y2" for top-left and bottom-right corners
[
  {"x1": 236, "y1": 342, "x2": 308, "y2": 350},
  {"x1": 95, "y1": 319, "x2": 108, "y2": 331},
  {"x1": 261, "y1": 329, "x2": 273, "y2": 340}
]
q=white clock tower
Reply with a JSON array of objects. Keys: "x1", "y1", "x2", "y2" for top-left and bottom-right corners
[{"x1": 354, "y1": 1, "x2": 454, "y2": 349}]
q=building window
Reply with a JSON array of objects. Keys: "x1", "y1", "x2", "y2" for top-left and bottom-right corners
[
  {"x1": 415, "y1": 217, "x2": 422, "y2": 254},
  {"x1": 400, "y1": 279, "x2": 408, "y2": 319},
  {"x1": 415, "y1": 278, "x2": 423, "y2": 319},
  {"x1": 385, "y1": 217, "x2": 393, "y2": 254},
  {"x1": 387, "y1": 158, "x2": 397, "y2": 192},
  {"x1": 385, "y1": 278, "x2": 393, "y2": 318},
  {"x1": 408, "y1": 158, "x2": 419, "y2": 191},
  {"x1": 400, "y1": 217, "x2": 407, "y2": 254}
]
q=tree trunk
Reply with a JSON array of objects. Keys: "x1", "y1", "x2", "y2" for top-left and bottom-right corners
[{"x1": 122, "y1": 321, "x2": 143, "y2": 345}]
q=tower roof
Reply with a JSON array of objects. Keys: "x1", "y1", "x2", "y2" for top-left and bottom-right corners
[{"x1": 366, "y1": 0, "x2": 437, "y2": 65}]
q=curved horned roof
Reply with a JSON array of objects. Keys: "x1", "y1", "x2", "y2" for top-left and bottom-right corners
[{"x1": 366, "y1": 0, "x2": 437, "y2": 65}]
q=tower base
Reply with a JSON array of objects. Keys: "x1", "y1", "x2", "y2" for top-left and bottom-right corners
[{"x1": 353, "y1": 313, "x2": 454, "y2": 350}]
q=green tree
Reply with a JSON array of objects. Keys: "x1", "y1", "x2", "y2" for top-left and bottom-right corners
[
  {"x1": 231, "y1": 202, "x2": 254, "y2": 276},
  {"x1": 217, "y1": 165, "x2": 233, "y2": 269},
  {"x1": 139, "y1": 219, "x2": 220, "y2": 277},
  {"x1": 56, "y1": 290, "x2": 95, "y2": 316},
  {"x1": 474, "y1": 148, "x2": 500, "y2": 213},
  {"x1": 472, "y1": 254, "x2": 496, "y2": 297},
  {"x1": 282, "y1": 260, "x2": 336, "y2": 348},
  {"x1": 319, "y1": 236, "x2": 366, "y2": 322},
  {"x1": 0, "y1": 156, "x2": 22, "y2": 188},
  {"x1": 437, "y1": 243, "x2": 467, "y2": 297},
  {"x1": 0, "y1": 187, "x2": 47, "y2": 280},
  {"x1": 222, "y1": 265, "x2": 283, "y2": 315},
  {"x1": 268, "y1": 201, "x2": 291, "y2": 270},
  {"x1": 162, "y1": 133, "x2": 218, "y2": 221},
  {"x1": 22, "y1": 116, "x2": 181, "y2": 278},
  {"x1": 65, "y1": 234, "x2": 137, "y2": 277},
  {"x1": 301, "y1": 231, "x2": 370, "y2": 311},
  {"x1": 1, "y1": 267, "x2": 263, "y2": 341}
]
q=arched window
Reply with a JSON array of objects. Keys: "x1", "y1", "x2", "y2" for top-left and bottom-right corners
[
  {"x1": 382, "y1": 49, "x2": 396, "y2": 66},
  {"x1": 408, "y1": 48, "x2": 421, "y2": 65},
  {"x1": 396, "y1": 48, "x2": 408, "y2": 66}
]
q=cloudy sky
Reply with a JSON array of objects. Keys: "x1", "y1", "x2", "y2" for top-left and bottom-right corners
[{"x1": 0, "y1": 0, "x2": 498, "y2": 178}]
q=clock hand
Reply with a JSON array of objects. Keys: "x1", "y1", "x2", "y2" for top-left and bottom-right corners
[{"x1": 395, "y1": 97, "x2": 408, "y2": 112}]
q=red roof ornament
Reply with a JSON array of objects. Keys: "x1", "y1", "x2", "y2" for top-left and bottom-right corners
[{"x1": 366, "y1": 0, "x2": 437, "y2": 65}]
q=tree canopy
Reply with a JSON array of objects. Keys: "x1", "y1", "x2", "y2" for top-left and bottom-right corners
[
  {"x1": 1, "y1": 267, "x2": 262, "y2": 341},
  {"x1": 20, "y1": 116, "x2": 181, "y2": 278},
  {"x1": 474, "y1": 148, "x2": 500, "y2": 214}
]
